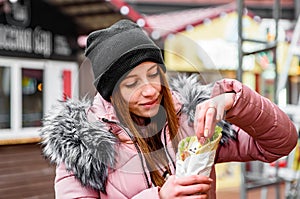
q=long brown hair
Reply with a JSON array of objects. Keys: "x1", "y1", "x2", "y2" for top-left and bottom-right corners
[{"x1": 111, "y1": 66, "x2": 179, "y2": 187}]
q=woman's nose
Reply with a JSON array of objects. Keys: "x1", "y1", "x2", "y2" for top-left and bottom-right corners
[{"x1": 141, "y1": 83, "x2": 156, "y2": 97}]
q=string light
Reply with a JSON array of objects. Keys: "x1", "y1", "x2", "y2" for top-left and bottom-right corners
[
  {"x1": 151, "y1": 30, "x2": 160, "y2": 40},
  {"x1": 185, "y1": 24, "x2": 194, "y2": 31},
  {"x1": 137, "y1": 18, "x2": 145, "y2": 27},
  {"x1": 120, "y1": 6, "x2": 129, "y2": 15}
]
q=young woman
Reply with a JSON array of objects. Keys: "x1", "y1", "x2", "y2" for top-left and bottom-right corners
[{"x1": 40, "y1": 19, "x2": 298, "y2": 199}]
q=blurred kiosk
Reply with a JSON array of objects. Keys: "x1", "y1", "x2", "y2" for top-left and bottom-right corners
[{"x1": 0, "y1": 0, "x2": 79, "y2": 144}]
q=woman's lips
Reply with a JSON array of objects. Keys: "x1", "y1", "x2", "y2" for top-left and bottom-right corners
[{"x1": 140, "y1": 99, "x2": 158, "y2": 108}]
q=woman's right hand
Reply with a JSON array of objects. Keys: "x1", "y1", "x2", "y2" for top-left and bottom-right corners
[{"x1": 159, "y1": 175, "x2": 213, "y2": 199}]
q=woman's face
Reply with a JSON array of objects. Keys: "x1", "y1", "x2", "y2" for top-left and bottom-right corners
[{"x1": 119, "y1": 61, "x2": 162, "y2": 118}]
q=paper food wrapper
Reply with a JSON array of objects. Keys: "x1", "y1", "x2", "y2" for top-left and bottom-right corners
[{"x1": 176, "y1": 126, "x2": 222, "y2": 177}]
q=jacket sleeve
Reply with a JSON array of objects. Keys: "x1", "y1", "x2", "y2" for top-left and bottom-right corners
[
  {"x1": 55, "y1": 163, "x2": 100, "y2": 199},
  {"x1": 212, "y1": 78, "x2": 298, "y2": 163}
]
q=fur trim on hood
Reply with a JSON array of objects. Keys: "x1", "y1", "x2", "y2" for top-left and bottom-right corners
[
  {"x1": 39, "y1": 99, "x2": 117, "y2": 193},
  {"x1": 39, "y1": 74, "x2": 236, "y2": 194}
]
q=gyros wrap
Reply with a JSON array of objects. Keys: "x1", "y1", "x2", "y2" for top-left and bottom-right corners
[{"x1": 176, "y1": 126, "x2": 222, "y2": 177}]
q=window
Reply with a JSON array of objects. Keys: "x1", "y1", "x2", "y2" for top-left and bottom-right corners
[
  {"x1": 22, "y1": 68, "x2": 43, "y2": 127},
  {"x1": 0, "y1": 66, "x2": 11, "y2": 129},
  {"x1": 0, "y1": 58, "x2": 78, "y2": 142}
]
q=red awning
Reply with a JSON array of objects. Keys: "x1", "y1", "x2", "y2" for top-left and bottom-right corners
[{"x1": 144, "y1": 3, "x2": 237, "y2": 38}]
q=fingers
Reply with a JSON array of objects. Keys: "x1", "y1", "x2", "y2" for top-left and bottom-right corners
[
  {"x1": 174, "y1": 175, "x2": 213, "y2": 197},
  {"x1": 176, "y1": 184, "x2": 211, "y2": 198},
  {"x1": 194, "y1": 105, "x2": 206, "y2": 140},
  {"x1": 194, "y1": 96, "x2": 226, "y2": 142},
  {"x1": 216, "y1": 101, "x2": 225, "y2": 121},
  {"x1": 203, "y1": 106, "x2": 217, "y2": 138},
  {"x1": 176, "y1": 175, "x2": 213, "y2": 186},
  {"x1": 194, "y1": 103, "x2": 217, "y2": 141},
  {"x1": 160, "y1": 175, "x2": 212, "y2": 199}
]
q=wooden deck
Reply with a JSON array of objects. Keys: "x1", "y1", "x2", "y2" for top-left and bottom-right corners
[{"x1": 0, "y1": 143, "x2": 55, "y2": 198}]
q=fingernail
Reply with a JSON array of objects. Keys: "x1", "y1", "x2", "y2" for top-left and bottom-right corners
[
  {"x1": 204, "y1": 129, "x2": 208, "y2": 137},
  {"x1": 199, "y1": 137, "x2": 206, "y2": 145}
]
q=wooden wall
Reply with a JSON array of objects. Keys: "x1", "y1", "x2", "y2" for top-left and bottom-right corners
[{"x1": 0, "y1": 143, "x2": 55, "y2": 198}]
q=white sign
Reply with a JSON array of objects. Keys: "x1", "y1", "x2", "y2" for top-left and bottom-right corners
[{"x1": 0, "y1": 24, "x2": 72, "y2": 58}]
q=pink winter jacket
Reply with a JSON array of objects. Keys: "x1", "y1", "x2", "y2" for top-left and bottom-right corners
[{"x1": 41, "y1": 77, "x2": 298, "y2": 199}]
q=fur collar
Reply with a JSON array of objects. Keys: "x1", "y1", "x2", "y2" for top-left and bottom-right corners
[
  {"x1": 39, "y1": 99, "x2": 117, "y2": 193},
  {"x1": 40, "y1": 73, "x2": 236, "y2": 193}
]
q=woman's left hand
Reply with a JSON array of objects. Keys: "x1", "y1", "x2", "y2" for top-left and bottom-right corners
[{"x1": 194, "y1": 93, "x2": 235, "y2": 143}]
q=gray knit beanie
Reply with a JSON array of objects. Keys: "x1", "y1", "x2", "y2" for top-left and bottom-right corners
[{"x1": 85, "y1": 19, "x2": 166, "y2": 102}]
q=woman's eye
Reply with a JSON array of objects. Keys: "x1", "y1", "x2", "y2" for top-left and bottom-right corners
[
  {"x1": 125, "y1": 81, "x2": 137, "y2": 88},
  {"x1": 148, "y1": 71, "x2": 159, "y2": 78}
]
